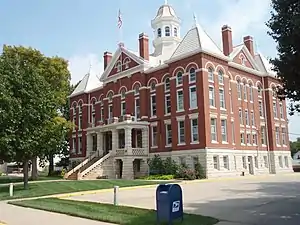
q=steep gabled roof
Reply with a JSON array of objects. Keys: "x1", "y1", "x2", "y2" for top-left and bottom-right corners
[
  {"x1": 254, "y1": 52, "x2": 276, "y2": 77},
  {"x1": 70, "y1": 70, "x2": 102, "y2": 97},
  {"x1": 171, "y1": 24, "x2": 223, "y2": 59}
]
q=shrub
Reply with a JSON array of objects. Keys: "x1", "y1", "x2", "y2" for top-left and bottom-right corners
[
  {"x1": 175, "y1": 166, "x2": 196, "y2": 180},
  {"x1": 194, "y1": 163, "x2": 206, "y2": 179},
  {"x1": 60, "y1": 169, "x2": 66, "y2": 178},
  {"x1": 141, "y1": 174, "x2": 175, "y2": 180}
]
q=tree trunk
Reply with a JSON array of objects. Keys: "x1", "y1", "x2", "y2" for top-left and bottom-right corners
[
  {"x1": 31, "y1": 156, "x2": 38, "y2": 180},
  {"x1": 23, "y1": 160, "x2": 29, "y2": 190},
  {"x1": 48, "y1": 153, "x2": 54, "y2": 176}
]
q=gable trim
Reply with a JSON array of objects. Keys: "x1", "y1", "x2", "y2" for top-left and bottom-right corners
[{"x1": 231, "y1": 45, "x2": 259, "y2": 70}]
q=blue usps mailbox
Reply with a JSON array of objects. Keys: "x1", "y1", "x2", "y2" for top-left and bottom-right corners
[{"x1": 156, "y1": 183, "x2": 183, "y2": 225}]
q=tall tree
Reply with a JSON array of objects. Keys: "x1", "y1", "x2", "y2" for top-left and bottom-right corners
[
  {"x1": 0, "y1": 45, "x2": 71, "y2": 188},
  {"x1": 267, "y1": 0, "x2": 300, "y2": 114}
]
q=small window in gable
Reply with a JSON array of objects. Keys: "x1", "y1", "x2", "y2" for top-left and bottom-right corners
[
  {"x1": 134, "y1": 85, "x2": 140, "y2": 95},
  {"x1": 115, "y1": 61, "x2": 122, "y2": 72},
  {"x1": 218, "y1": 70, "x2": 224, "y2": 84},
  {"x1": 123, "y1": 58, "x2": 130, "y2": 69},
  {"x1": 121, "y1": 89, "x2": 126, "y2": 99},
  {"x1": 176, "y1": 71, "x2": 183, "y2": 85},
  {"x1": 150, "y1": 81, "x2": 156, "y2": 91},
  {"x1": 174, "y1": 27, "x2": 178, "y2": 37},
  {"x1": 158, "y1": 28, "x2": 162, "y2": 37},
  {"x1": 189, "y1": 68, "x2": 196, "y2": 83},
  {"x1": 165, "y1": 26, "x2": 170, "y2": 37},
  {"x1": 165, "y1": 77, "x2": 170, "y2": 91},
  {"x1": 240, "y1": 54, "x2": 247, "y2": 66}
]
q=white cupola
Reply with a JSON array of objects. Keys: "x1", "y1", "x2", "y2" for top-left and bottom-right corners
[{"x1": 151, "y1": 0, "x2": 181, "y2": 58}]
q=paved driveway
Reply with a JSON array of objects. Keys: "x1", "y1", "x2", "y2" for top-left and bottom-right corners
[{"x1": 67, "y1": 174, "x2": 300, "y2": 225}]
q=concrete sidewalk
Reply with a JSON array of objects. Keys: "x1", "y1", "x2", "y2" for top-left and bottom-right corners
[{"x1": 0, "y1": 202, "x2": 115, "y2": 225}]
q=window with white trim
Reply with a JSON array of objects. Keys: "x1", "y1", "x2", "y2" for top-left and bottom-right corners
[
  {"x1": 209, "y1": 86, "x2": 215, "y2": 107},
  {"x1": 219, "y1": 89, "x2": 225, "y2": 109},
  {"x1": 121, "y1": 101, "x2": 126, "y2": 116},
  {"x1": 78, "y1": 137, "x2": 82, "y2": 154},
  {"x1": 246, "y1": 133, "x2": 251, "y2": 145},
  {"x1": 273, "y1": 102, "x2": 278, "y2": 118},
  {"x1": 259, "y1": 101, "x2": 264, "y2": 117},
  {"x1": 151, "y1": 95, "x2": 157, "y2": 117},
  {"x1": 177, "y1": 90, "x2": 184, "y2": 111},
  {"x1": 240, "y1": 132, "x2": 245, "y2": 144},
  {"x1": 213, "y1": 156, "x2": 219, "y2": 170},
  {"x1": 237, "y1": 80, "x2": 242, "y2": 99},
  {"x1": 223, "y1": 156, "x2": 229, "y2": 169},
  {"x1": 72, "y1": 138, "x2": 76, "y2": 152},
  {"x1": 134, "y1": 85, "x2": 140, "y2": 96},
  {"x1": 249, "y1": 84, "x2": 253, "y2": 101},
  {"x1": 282, "y1": 127, "x2": 286, "y2": 145},
  {"x1": 239, "y1": 109, "x2": 243, "y2": 125},
  {"x1": 178, "y1": 120, "x2": 185, "y2": 144},
  {"x1": 176, "y1": 71, "x2": 183, "y2": 85},
  {"x1": 218, "y1": 70, "x2": 224, "y2": 84},
  {"x1": 174, "y1": 27, "x2": 178, "y2": 37},
  {"x1": 189, "y1": 68, "x2": 196, "y2": 83},
  {"x1": 108, "y1": 92, "x2": 113, "y2": 102},
  {"x1": 100, "y1": 107, "x2": 104, "y2": 121},
  {"x1": 135, "y1": 98, "x2": 140, "y2": 119},
  {"x1": 165, "y1": 77, "x2": 170, "y2": 91},
  {"x1": 78, "y1": 103, "x2": 82, "y2": 114},
  {"x1": 189, "y1": 86, "x2": 197, "y2": 109},
  {"x1": 208, "y1": 67, "x2": 214, "y2": 82},
  {"x1": 165, "y1": 26, "x2": 170, "y2": 36},
  {"x1": 108, "y1": 105, "x2": 113, "y2": 119},
  {"x1": 221, "y1": 119, "x2": 227, "y2": 142},
  {"x1": 257, "y1": 85, "x2": 262, "y2": 97},
  {"x1": 166, "y1": 124, "x2": 172, "y2": 145},
  {"x1": 210, "y1": 118, "x2": 217, "y2": 142},
  {"x1": 191, "y1": 118, "x2": 199, "y2": 142},
  {"x1": 245, "y1": 110, "x2": 249, "y2": 126},
  {"x1": 151, "y1": 126, "x2": 158, "y2": 147},
  {"x1": 261, "y1": 126, "x2": 266, "y2": 145},
  {"x1": 157, "y1": 28, "x2": 161, "y2": 37},
  {"x1": 275, "y1": 127, "x2": 280, "y2": 145},
  {"x1": 279, "y1": 103, "x2": 284, "y2": 119},
  {"x1": 242, "y1": 156, "x2": 247, "y2": 169},
  {"x1": 91, "y1": 101, "x2": 96, "y2": 126},
  {"x1": 254, "y1": 156, "x2": 258, "y2": 168},
  {"x1": 165, "y1": 94, "x2": 171, "y2": 114},
  {"x1": 78, "y1": 115, "x2": 82, "y2": 129},
  {"x1": 116, "y1": 61, "x2": 122, "y2": 72},
  {"x1": 123, "y1": 58, "x2": 130, "y2": 69},
  {"x1": 243, "y1": 83, "x2": 247, "y2": 100},
  {"x1": 251, "y1": 111, "x2": 255, "y2": 126},
  {"x1": 252, "y1": 133, "x2": 258, "y2": 145},
  {"x1": 264, "y1": 156, "x2": 269, "y2": 168}
]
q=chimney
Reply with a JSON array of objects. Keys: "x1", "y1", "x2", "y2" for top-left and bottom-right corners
[
  {"x1": 243, "y1": 36, "x2": 254, "y2": 56},
  {"x1": 103, "y1": 51, "x2": 112, "y2": 70},
  {"x1": 221, "y1": 25, "x2": 233, "y2": 56},
  {"x1": 139, "y1": 33, "x2": 149, "y2": 61}
]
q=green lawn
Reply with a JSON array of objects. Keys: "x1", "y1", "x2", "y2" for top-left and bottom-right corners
[
  {"x1": 0, "y1": 175, "x2": 62, "y2": 184},
  {"x1": 10, "y1": 198, "x2": 219, "y2": 225},
  {"x1": 0, "y1": 180, "x2": 162, "y2": 200}
]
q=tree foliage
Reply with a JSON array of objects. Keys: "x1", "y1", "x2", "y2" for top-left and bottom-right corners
[
  {"x1": 290, "y1": 138, "x2": 300, "y2": 157},
  {"x1": 267, "y1": 0, "x2": 300, "y2": 114},
  {"x1": 0, "y1": 45, "x2": 71, "y2": 188}
]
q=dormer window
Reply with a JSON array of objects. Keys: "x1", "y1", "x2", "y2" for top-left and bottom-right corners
[
  {"x1": 158, "y1": 28, "x2": 162, "y2": 37},
  {"x1": 123, "y1": 58, "x2": 130, "y2": 69},
  {"x1": 115, "y1": 61, "x2": 122, "y2": 72},
  {"x1": 174, "y1": 27, "x2": 178, "y2": 37},
  {"x1": 165, "y1": 26, "x2": 170, "y2": 36}
]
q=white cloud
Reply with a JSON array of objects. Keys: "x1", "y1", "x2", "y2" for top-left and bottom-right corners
[{"x1": 68, "y1": 53, "x2": 104, "y2": 85}]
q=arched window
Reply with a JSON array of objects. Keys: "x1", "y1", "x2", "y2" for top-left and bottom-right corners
[
  {"x1": 174, "y1": 27, "x2": 178, "y2": 37},
  {"x1": 237, "y1": 80, "x2": 242, "y2": 99},
  {"x1": 134, "y1": 85, "x2": 140, "y2": 95},
  {"x1": 189, "y1": 68, "x2": 196, "y2": 83},
  {"x1": 165, "y1": 26, "x2": 170, "y2": 36},
  {"x1": 121, "y1": 89, "x2": 126, "y2": 99},
  {"x1": 176, "y1": 71, "x2": 183, "y2": 85},
  {"x1": 115, "y1": 61, "x2": 122, "y2": 72},
  {"x1": 123, "y1": 58, "x2": 130, "y2": 69},
  {"x1": 78, "y1": 103, "x2": 82, "y2": 114},
  {"x1": 243, "y1": 82, "x2": 247, "y2": 100},
  {"x1": 208, "y1": 67, "x2": 214, "y2": 82},
  {"x1": 108, "y1": 92, "x2": 113, "y2": 102},
  {"x1": 165, "y1": 77, "x2": 170, "y2": 91},
  {"x1": 218, "y1": 70, "x2": 224, "y2": 84},
  {"x1": 257, "y1": 85, "x2": 262, "y2": 97},
  {"x1": 249, "y1": 83, "x2": 253, "y2": 101},
  {"x1": 158, "y1": 28, "x2": 162, "y2": 37},
  {"x1": 150, "y1": 81, "x2": 156, "y2": 91}
]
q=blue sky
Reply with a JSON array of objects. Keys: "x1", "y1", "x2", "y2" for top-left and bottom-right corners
[{"x1": 1, "y1": 0, "x2": 300, "y2": 140}]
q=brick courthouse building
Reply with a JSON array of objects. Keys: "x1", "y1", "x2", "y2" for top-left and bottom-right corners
[{"x1": 65, "y1": 2, "x2": 293, "y2": 180}]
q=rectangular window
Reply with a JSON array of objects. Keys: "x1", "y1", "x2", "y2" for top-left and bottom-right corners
[
  {"x1": 249, "y1": 86, "x2": 253, "y2": 102},
  {"x1": 178, "y1": 120, "x2": 185, "y2": 144},
  {"x1": 78, "y1": 137, "x2": 82, "y2": 154},
  {"x1": 251, "y1": 111, "x2": 255, "y2": 126},
  {"x1": 243, "y1": 85, "x2": 247, "y2": 100},
  {"x1": 165, "y1": 94, "x2": 171, "y2": 114},
  {"x1": 242, "y1": 156, "x2": 247, "y2": 169},
  {"x1": 284, "y1": 156, "x2": 289, "y2": 167},
  {"x1": 264, "y1": 156, "x2": 269, "y2": 168},
  {"x1": 213, "y1": 156, "x2": 219, "y2": 170},
  {"x1": 151, "y1": 95, "x2": 157, "y2": 117},
  {"x1": 72, "y1": 138, "x2": 76, "y2": 152},
  {"x1": 245, "y1": 110, "x2": 249, "y2": 126},
  {"x1": 151, "y1": 126, "x2": 157, "y2": 147},
  {"x1": 219, "y1": 89, "x2": 225, "y2": 109},
  {"x1": 209, "y1": 86, "x2": 215, "y2": 107},
  {"x1": 282, "y1": 128, "x2": 286, "y2": 145},
  {"x1": 246, "y1": 133, "x2": 251, "y2": 145},
  {"x1": 78, "y1": 115, "x2": 82, "y2": 129},
  {"x1": 240, "y1": 132, "x2": 245, "y2": 144},
  {"x1": 237, "y1": 82, "x2": 242, "y2": 99},
  {"x1": 100, "y1": 107, "x2": 104, "y2": 121},
  {"x1": 279, "y1": 103, "x2": 284, "y2": 119},
  {"x1": 121, "y1": 101, "x2": 126, "y2": 116},
  {"x1": 92, "y1": 113, "x2": 96, "y2": 126},
  {"x1": 189, "y1": 86, "x2": 197, "y2": 109},
  {"x1": 166, "y1": 124, "x2": 172, "y2": 145},
  {"x1": 177, "y1": 90, "x2": 184, "y2": 111},
  {"x1": 259, "y1": 101, "x2": 264, "y2": 117},
  {"x1": 231, "y1": 122, "x2": 235, "y2": 144},
  {"x1": 221, "y1": 119, "x2": 227, "y2": 142},
  {"x1": 239, "y1": 109, "x2": 243, "y2": 125},
  {"x1": 223, "y1": 156, "x2": 229, "y2": 170},
  {"x1": 261, "y1": 126, "x2": 266, "y2": 145},
  {"x1": 191, "y1": 118, "x2": 199, "y2": 142},
  {"x1": 108, "y1": 105, "x2": 113, "y2": 119},
  {"x1": 275, "y1": 127, "x2": 280, "y2": 145},
  {"x1": 273, "y1": 102, "x2": 278, "y2": 118},
  {"x1": 252, "y1": 133, "x2": 257, "y2": 145},
  {"x1": 254, "y1": 156, "x2": 258, "y2": 168},
  {"x1": 135, "y1": 98, "x2": 140, "y2": 118},
  {"x1": 210, "y1": 118, "x2": 217, "y2": 142}
]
